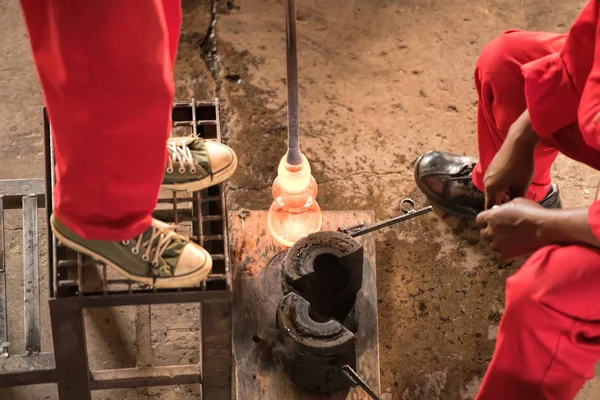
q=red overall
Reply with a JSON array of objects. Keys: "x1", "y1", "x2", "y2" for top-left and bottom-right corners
[
  {"x1": 19, "y1": 0, "x2": 182, "y2": 241},
  {"x1": 471, "y1": 0, "x2": 600, "y2": 398}
]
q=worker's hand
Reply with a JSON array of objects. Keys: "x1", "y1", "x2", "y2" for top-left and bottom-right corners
[
  {"x1": 476, "y1": 198, "x2": 550, "y2": 261},
  {"x1": 483, "y1": 110, "x2": 539, "y2": 209}
]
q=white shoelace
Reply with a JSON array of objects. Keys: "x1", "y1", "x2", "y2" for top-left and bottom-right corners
[
  {"x1": 123, "y1": 227, "x2": 178, "y2": 276},
  {"x1": 166, "y1": 139, "x2": 196, "y2": 174}
]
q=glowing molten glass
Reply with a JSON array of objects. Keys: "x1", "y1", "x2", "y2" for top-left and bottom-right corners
[{"x1": 268, "y1": 153, "x2": 322, "y2": 247}]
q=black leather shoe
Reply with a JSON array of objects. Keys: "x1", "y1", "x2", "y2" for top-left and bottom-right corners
[{"x1": 414, "y1": 151, "x2": 562, "y2": 218}]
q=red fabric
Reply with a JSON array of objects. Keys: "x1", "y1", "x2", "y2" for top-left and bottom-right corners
[
  {"x1": 470, "y1": 26, "x2": 600, "y2": 228},
  {"x1": 471, "y1": 30, "x2": 566, "y2": 202},
  {"x1": 476, "y1": 244, "x2": 600, "y2": 399},
  {"x1": 19, "y1": 0, "x2": 182, "y2": 240},
  {"x1": 470, "y1": 1, "x2": 600, "y2": 397}
]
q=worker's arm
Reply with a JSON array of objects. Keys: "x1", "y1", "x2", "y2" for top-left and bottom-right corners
[
  {"x1": 477, "y1": 194, "x2": 600, "y2": 260},
  {"x1": 541, "y1": 206, "x2": 600, "y2": 249}
]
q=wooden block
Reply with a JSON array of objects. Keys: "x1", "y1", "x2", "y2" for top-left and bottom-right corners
[{"x1": 229, "y1": 210, "x2": 381, "y2": 400}]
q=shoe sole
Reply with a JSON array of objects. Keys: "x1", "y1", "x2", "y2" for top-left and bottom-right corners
[
  {"x1": 51, "y1": 224, "x2": 213, "y2": 289},
  {"x1": 161, "y1": 151, "x2": 238, "y2": 192}
]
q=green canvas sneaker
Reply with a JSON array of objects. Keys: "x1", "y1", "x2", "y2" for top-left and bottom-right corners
[
  {"x1": 162, "y1": 137, "x2": 237, "y2": 192},
  {"x1": 51, "y1": 215, "x2": 212, "y2": 288}
]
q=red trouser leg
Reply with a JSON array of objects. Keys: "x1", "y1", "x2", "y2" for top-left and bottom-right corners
[
  {"x1": 162, "y1": 0, "x2": 183, "y2": 69},
  {"x1": 470, "y1": 30, "x2": 566, "y2": 201},
  {"x1": 19, "y1": 0, "x2": 179, "y2": 241},
  {"x1": 476, "y1": 244, "x2": 600, "y2": 399}
]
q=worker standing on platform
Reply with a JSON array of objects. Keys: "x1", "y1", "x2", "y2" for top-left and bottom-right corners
[
  {"x1": 18, "y1": 0, "x2": 237, "y2": 288},
  {"x1": 414, "y1": 0, "x2": 600, "y2": 398}
]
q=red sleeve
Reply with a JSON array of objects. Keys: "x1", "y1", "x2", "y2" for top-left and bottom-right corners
[
  {"x1": 521, "y1": 53, "x2": 580, "y2": 140},
  {"x1": 588, "y1": 201, "x2": 600, "y2": 241},
  {"x1": 578, "y1": 21, "x2": 600, "y2": 151}
]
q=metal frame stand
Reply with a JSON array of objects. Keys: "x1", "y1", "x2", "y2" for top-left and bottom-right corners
[
  {"x1": 0, "y1": 179, "x2": 55, "y2": 388},
  {"x1": 0, "y1": 99, "x2": 233, "y2": 400}
]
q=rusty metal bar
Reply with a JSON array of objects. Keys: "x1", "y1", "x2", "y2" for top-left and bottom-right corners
[
  {"x1": 172, "y1": 120, "x2": 217, "y2": 127},
  {"x1": 215, "y1": 97, "x2": 222, "y2": 139},
  {"x1": 173, "y1": 191, "x2": 179, "y2": 226},
  {"x1": 0, "y1": 179, "x2": 45, "y2": 197},
  {"x1": 198, "y1": 303, "x2": 203, "y2": 379},
  {"x1": 0, "y1": 196, "x2": 7, "y2": 350},
  {"x1": 23, "y1": 195, "x2": 41, "y2": 354},
  {"x1": 66, "y1": 290, "x2": 229, "y2": 308},
  {"x1": 219, "y1": 181, "x2": 232, "y2": 290},
  {"x1": 158, "y1": 197, "x2": 194, "y2": 204},
  {"x1": 174, "y1": 100, "x2": 215, "y2": 107},
  {"x1": 102, "y1": 264, "x2": 108, "y2": 294},
  {"x1": 57, "y1": 259, "x2": 103, "y2": 268},
  {"x1": 135, "y1": 305, "x2": 152, "y2": 367},
  {"x1": 43, "y1": 108, "x2": 56, "y2": 298},
  {"x1": 90, "y1": 365, "x2": 201, "y2": 390},
  {"x1": 195, "y1": 191, "x2": 204, "y2": 249},
  {"x1": 202, "y1": 301, "x2": 232, "y2": 400},
  {"x1": 0, "y1": 352, "x2": 55, "y2": 387},
  {"x1": 76, "y1": 252, "x2": 83, "y2": 294},
  {"x1": 0, "y1": 179, "x2": 45, "y2": 210},
  {"x1": 198, "y1": 215, "x2": 222, "y2": 222},
  {"x1": 190, "y1": 235, "x2": 223, "y2": 242},
  {"x1": 49, "y1": 298, "x2": 91, "y2": 399},
  {"x1": 191, "y1": 98, "x2": 198, "y2": 137}
]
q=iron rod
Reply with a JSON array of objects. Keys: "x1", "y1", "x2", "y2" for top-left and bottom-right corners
[
  {"x1": 350, "y1": 206, "x2": 433, "y2": 238},
  {"x1": 0, "y1": 196, "x2": 7, "y2": 351},
  {"x1": 285, "y1": 0, "x2": 302, "y2": 165},
  {"x1": 342, "y1": 365, "x2": 382, "y2": 400}
]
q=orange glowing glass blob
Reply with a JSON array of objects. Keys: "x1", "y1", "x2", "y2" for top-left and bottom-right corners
[{"x1": 268, "y1": 153, "x2": 322, "y2": 247}]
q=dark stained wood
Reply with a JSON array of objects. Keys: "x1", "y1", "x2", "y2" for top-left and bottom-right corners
[
  {"x1": 230, "y1": 210, "x2": 381, "y2": 400},
  {"x1": 90, "y1": 365, "x2": 201, "y2": 390}
]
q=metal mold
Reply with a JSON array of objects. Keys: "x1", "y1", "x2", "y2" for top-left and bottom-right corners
[{"x1": 274, "y1": 231, "x2": 364, "y2": 393}]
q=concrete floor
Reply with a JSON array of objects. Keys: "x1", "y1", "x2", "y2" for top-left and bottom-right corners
[{"x1": 1, "y1": 0, "x2": 600, "y2": 399}]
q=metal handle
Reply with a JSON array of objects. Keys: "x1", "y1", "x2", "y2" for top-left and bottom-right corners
[
  {"x1": 341, "y1": 365, "x2": 382, "y2": 400},
  {"x1": 285, "y1": 0, "x2": 301, "y2": 165},
  {"x1": 338, "y1": 198, "x2": 433, "y2": 237}
]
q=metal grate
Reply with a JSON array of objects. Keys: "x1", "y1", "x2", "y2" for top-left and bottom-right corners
[{"x1": 45, "y1": 99, "x2": 232, "y2": 299}]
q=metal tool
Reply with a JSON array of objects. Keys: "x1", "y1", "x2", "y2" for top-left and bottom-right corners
[
  {"x1": 285, "y1": 0, "x2": 302, "y2": 165},
  {"x1": 338, "y1": 198, "x2": 433, "y2": 237},
  {"x1": 341, "y1": 364, "x2": 382, "y2": 400}
]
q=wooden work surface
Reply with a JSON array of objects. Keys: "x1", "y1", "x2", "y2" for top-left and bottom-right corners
[{"x1": 229, "y1": 210, "x2": 381, "y2": 400}]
